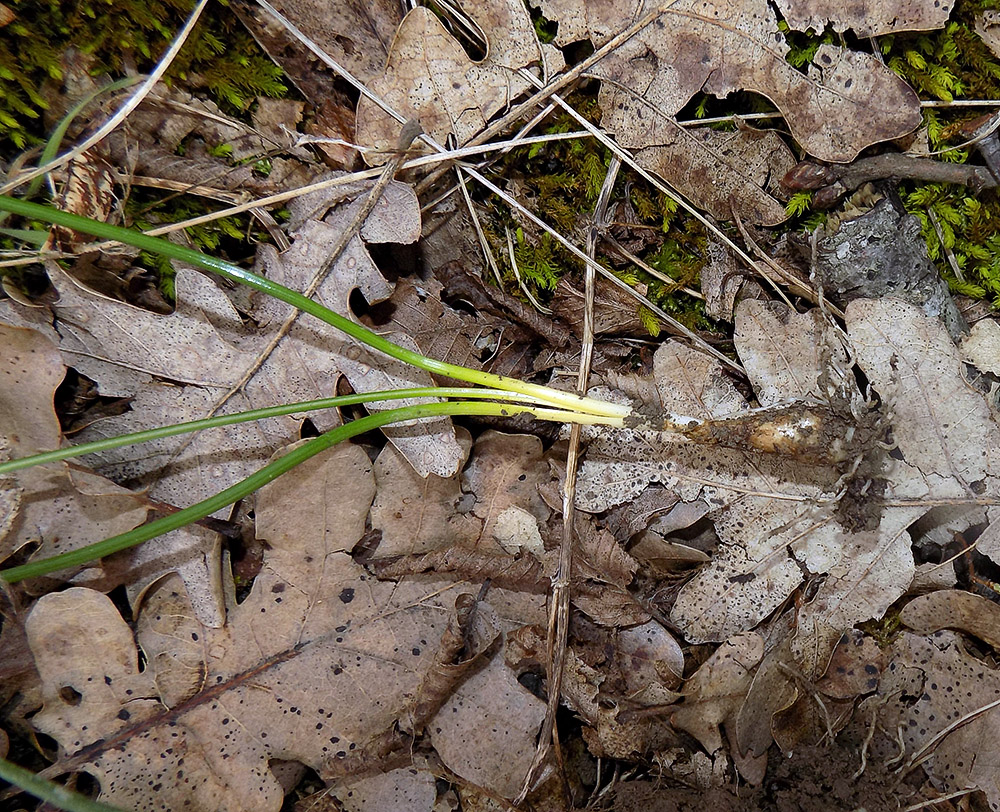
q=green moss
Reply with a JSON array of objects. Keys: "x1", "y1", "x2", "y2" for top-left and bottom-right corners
[
  {"x1": 778, "y1": 20, "x2": 838, "y2": 69},
  {"x1": 128, "y1": 191, "x2": 266, "y2": 302},
  {"x1": 484, "y1": 91, "x2": 715, "y2": 333},
  {"x1": 882, "y1": 0, "x2": 1000, "y2": 106},
  {"x1": 0, "y1": 0, "x2": 286, "y2": 150},
  {"x1": 859, "y1": 610, "x2": 904, "y2": 648},
  {"x1": 903, "y1": 183, "x2": 1000, "y2": 307},
  {"x1": 772, "y1": 0, "x2": 1000, "y2": 307}
]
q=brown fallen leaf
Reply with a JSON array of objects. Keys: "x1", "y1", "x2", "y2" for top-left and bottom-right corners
[
  {"x1": 461, "y1": 431, "x2": 553, "y2": 556},
  {"x1": 22, "y1": 443, "x2": 479, "y2": 810},
  {"x1": 671, "y1": 632, "x2": 764, "y2": 756},
  {"x1": 900, "y1": 589, "x2": 1000, "y2": 652},
  {"x1": 429, "y1": 646, "x2": 546, "y2": 799},
  {"x1": 326, "y1": 767, "x2": 437, "y2": 812},
  {"x1": 587, "y1": 0, "x2": 921, "y2": 164},
  {"x1": 370, "y1": 433, "x2": 480, "y2": 557},
  {"x1": 355, "y1": 0, "x2": 543, "y2": 159},
  {"x1": 0, "y1": 324, "x2": 147, "y2": 582},
  {"x1": 814, "y1": 629, "x2": 884, "y2": 700},
  {"x1": 633, "y1": 120, "x2": 796, "y2": 226},
  {"x1": 0, "y1": 176, "x2": 456, "y2": 618},
  {"x1": 878, "y1": 630, "x2": 1000, "y2": 810},
  {"x1": 775, "y1": 0, "x2": 955, "y2": 36}
]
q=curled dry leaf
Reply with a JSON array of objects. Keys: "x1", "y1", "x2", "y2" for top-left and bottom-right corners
[{"x1": 900, "y1": 589, "x2": 1000, "y2": 651}]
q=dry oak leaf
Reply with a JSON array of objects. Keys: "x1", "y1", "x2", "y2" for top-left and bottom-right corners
[
  {"x1": 846, "y1": 297, "x2": 1000, "y2": 496},
  {"x1": 537, "y1": 0, "x2": 920, "y2": 162},
  {"x1": 634, "y1": 120, "x2": 796, "y2": 226},
  {"x1": 327, "y1": 767, "x2": 437, "y2": 812},
  {"x1": 900, "y1": 590, "x2": 1000, "y2": 653},
  {"x1": 846, "y1": 297, "x2": 1000, "y2": 565},
  {"x1": 24, "y1": 443, "x2": 470, "y2": 812},
  {"x1": 236, "y1": 0, "x2": 404, "y2": 90},
  {"x1": 0, "y1": 179, "x2": 449, "y2": 621},
  {"x1": 774, "y1": 0, "x2": 955, "y2": 36},
  {"x1": 355, "y1": 0, "x2": 544, "y2": 158},
  {"x1": 671, "y1": 631, "x2": 765, "y2": 756},
  {"x1": 878, "y1": 630, "x2": 1000, "y2": 811},
  {"x1": 428, "y1": 648, "x2": 545, "y2": 800},
  {"x1": 0, "y1": 323, "x2": 147, "y2": 579},
  {"x1": 370, "y1": 431, "x2": 480, "y2": 557},
  {"x1": 583, "y1": 298, "x2": 1000, "y2": 660},
  {"x1": 578, "y1": 337, "x2": 844, "y2": 644},
  {"x1": 578, "y1": 299, "x2": 919, "y2": 654},
  {"x1": 252, "y1": 193, "x2": 463, "y2": 478}
]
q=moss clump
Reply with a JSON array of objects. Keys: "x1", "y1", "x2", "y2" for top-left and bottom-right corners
[
  {"x1": 771, "y1": 0, "x2": 1000, "y2": 307},
  {"x1": 882, "y1": 0, "x2": 1000, "y2": 104},
  {"x1": 0, "y1": 0, "x2": 286, "y2": 149},
  {"x1": 877, "y1": 0, "x2": 1000, "y2": 305},
  {"x1": 127, "y1": 190, "x2": 270, "y2": 302},
  {"x1": 486, "y1": 91, "x2": 715, "y2": 335}
]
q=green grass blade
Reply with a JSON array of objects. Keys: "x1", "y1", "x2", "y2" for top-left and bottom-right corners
[
  {"x1": 0, "y1": 387, "x2": 545, "y2": 476},
  {"x1": 0, "y1": 757, "x2": 128, "y2": 812},
  {"x1": 0, "y1": 400, "x2": 597, "y2": 583},
  {"x1": 0, "y1": 196, "x2": 630, "y2": 420}
]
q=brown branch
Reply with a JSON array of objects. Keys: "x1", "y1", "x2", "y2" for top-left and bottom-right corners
[{"x1": 784, "y1": 154, "x2": 997, "y2": 197}]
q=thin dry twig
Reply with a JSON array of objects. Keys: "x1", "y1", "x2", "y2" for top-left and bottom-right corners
[
  {"x1": 901, "y1": 788, "x2": 976, "y2": 812},
  {"x1": 517, "y1": 155, "x2": 621, "y2": 805},
  {"x1": 785, "y1": 153, "x2": 997, "y2": 195},
  {"x1": 139, "y1": 131, "x2": 592, "y2": 237}
]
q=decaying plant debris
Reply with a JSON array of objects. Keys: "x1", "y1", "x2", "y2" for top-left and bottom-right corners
[{"x1": 4, "y1": 0, "x2": 1000, "y2": 810}]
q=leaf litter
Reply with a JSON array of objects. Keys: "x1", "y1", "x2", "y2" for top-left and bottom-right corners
[{"x1": 4, "y1": 0, "x2": 1000, "y2": 809}]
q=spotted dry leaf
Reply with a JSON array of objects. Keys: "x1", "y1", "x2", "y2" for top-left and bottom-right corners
[
  {"x1": 900, "y1": 590, "x2": 1000, "y2": 651},
  {"x1": 634, "y1": 119, "x2": 796, "y2": 226},
  {"x1": 580, "y1": 297, "x2": 999, "y2": 660},
  {"x1": 536, "y1": 0, "x2": 919, "y2": 165},
  {"x1": 774, "y1": 0, "x2": 955, "y2": 36},
  {"x1": 23, "y1": 444, "x2": 471, "y2": 811},
  {"x1": 846, "y1": 297, "x2": 1000, "y2": 494},
  {"x1": 847, "y1": 297, "x2": 1000, "y2": 564},
  {"x1": 355, "y1": 0, "x2": 543, "y2": 158},
  {"x1": 878, "y1": 630, "x2": 1000, "y2": 811}
]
